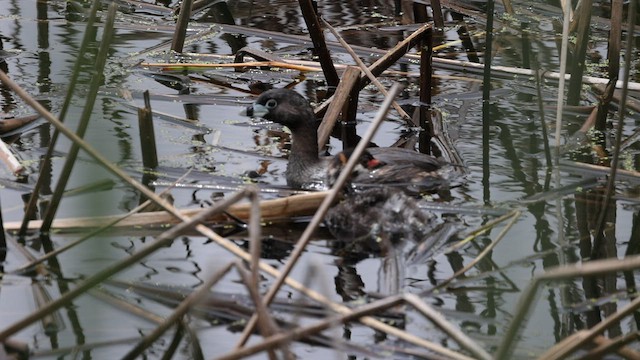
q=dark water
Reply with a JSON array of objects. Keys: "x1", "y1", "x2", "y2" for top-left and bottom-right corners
[{"x1": 1, "y1": 0, "x2": 639, "y2": 358}]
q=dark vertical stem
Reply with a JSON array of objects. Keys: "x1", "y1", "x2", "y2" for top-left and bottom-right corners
[
  {"x1": 566, "y1": 0, "x2": 593, "y2": 105},
  {"x1": 592, "y1": 0, "x2": 635, "y2": 257},
  {"x1": 431, "y1": 0, "x2": 445, "y2": 29},
  {"x1": 138, "y1": 91, "x2": 159, "y2": 169},
  {"x1": 418, "y1": 27, "x2": 433, "y2": 155},
  {"x1": 298, "y1": 0, "x2": 339, "y2": 91},
  {"x1": 521, "y1": 22, "x2": 530, "y2": 69},
  {"x1": 40, "y1": 4, "x2": 118, "y2": 233},
  {"x1": 171, "y1": 0, "x2": 194, "y2": 53},
  {"x1": 19, "y1": 0, "x2": 100, "y2": 236},
  {"x1": 482, "y1": 0, "x2": 495, "y2": 205},
  {"x1": 341, "y1": 79, "x2": 360, "y2": 149},
  {"x1": 596, "y1": 0, "x2": 623, "y2": 131},
  {"x1": 0, "y1": 194, "x2": 5, "y2": 250},
  {"x1": 534, "y1": 68, "x2": 552, "y2": 169},
  {"x1": 412, "y1": 1, "x2": 428, "y2": 22}
]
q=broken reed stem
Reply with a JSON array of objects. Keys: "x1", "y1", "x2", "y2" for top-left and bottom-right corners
[
  {"x1": 321, "y1": 18, "x2": 412, "y2": 124},
  {"x1": 496, "y1": 255, "x2": 640, "y2": 359},
  {"x1": 317, "y1": 66, "x2": 361, "y2": 150},
  {"x1": 138, "y1": 91, "x2": 158, "y2": 169},
  {"x1": 298, "y1": 0, "x2": 340, "y2": 89},
  {"x1": 403, "y1": 294, "x2": 492, "y2": 360},
  {"x1": 19, "y1": 0, "x2": 101, "y2": 236},
  {"x1": 10, "y1": 171, "x2": 193, "y2": 275},
  {"x1": 234, "y1": 83, "x2": 404, "y2": 348},
  {"x1": 122, "y1": 262, "x2": 235, "y2": 360},
  {"x1": 433, "y1": 210, "x2": 521, "y2": 291},
  {"x1": 591, "y1": 0, "x2": 635, "y2": 257},
  {"x1": 171, "y1": 0, "x2": 194, "y2": 53},
  {"x1": 0, "y1": 139, "x2": 23, "y2": 174},
  {"x1": 40, "y1": 3, "x2": 118, "y2": 233}
]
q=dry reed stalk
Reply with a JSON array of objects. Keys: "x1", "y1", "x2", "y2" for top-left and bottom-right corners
[
  {"x1": 585, "y1": 333, "x2": 640, "y2": 359},
  {"x1": 317, "y1": 66, "x2": 361, "y2": 150},
  {"x1": 0, "y1": 139, "x2": 23, "y2": 174},
  {"x1": 244, "y1": 189, "x2": 283, "y2": 359},
  {"x1": 141, "y1": 61, "x2": 322, "y2": 72},
  {"x1": 496, "y1": 255, "x2": 640, "y2": 359},
  {"x1": 9, "y1": 171, "x2": 193, "y2": 275},
  {"x1": 234, "y1": 84, "x2": 404, "y2": 348},
  {"x1": 3, "y1": 191, "x2": 328, "y2": 233},
  {"x1": 122, "y1": 262, "x2": 235, "y2": 360},
  {"x1": 321, "y1": 18, "x2": 412, "y2": 123},
  {"x1": 235, "y1": 265, "x2": 284, "y2": 360}
]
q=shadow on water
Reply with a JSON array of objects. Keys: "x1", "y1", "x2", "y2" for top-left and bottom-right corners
[{"x1": 0, "y1": 0, "x2": 639, "y2": 359}]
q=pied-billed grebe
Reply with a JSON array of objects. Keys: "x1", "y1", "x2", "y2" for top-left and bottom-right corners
[
  {"x1": 324, "y1": 149, "x2": 434, "y2": 254},
  {"x1": 243, "y1": 88, "x2": 451, "y2": 191}
]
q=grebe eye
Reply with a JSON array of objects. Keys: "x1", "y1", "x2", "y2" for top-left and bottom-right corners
[{"x1": 265, "y1": 99, "x2": 278, "y2": 109}]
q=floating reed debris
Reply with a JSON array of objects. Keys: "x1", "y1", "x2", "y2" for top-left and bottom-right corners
[
  {"x1": 141, "y1": 61, "x2": 321, "y2": 72},
  {"x1": 4, "y1": 190, "x2": 327, "y2": 233}
]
